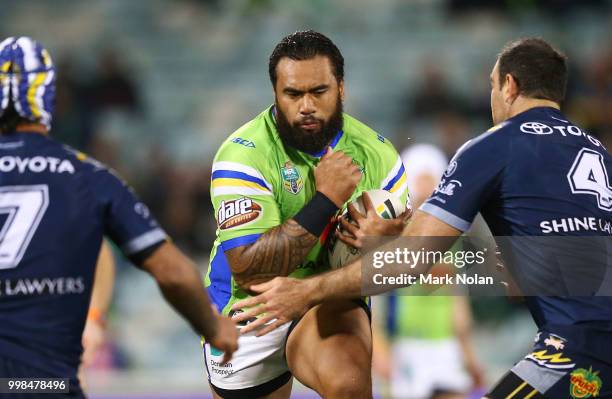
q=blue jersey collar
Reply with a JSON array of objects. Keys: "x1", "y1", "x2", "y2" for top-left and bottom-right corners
[
  {"x1": 303, "y1": 130, "x2": 344, "y2": 158},
  {"x1": 270, "y1": 106, "x2": 344, "y2": 158}
]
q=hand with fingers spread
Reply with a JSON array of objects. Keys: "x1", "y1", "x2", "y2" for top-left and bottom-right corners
[
  {"x1": 207, "y1": 310, "x2": 240, "y2": 364},
  {"x1": 336, "y1": 192, "x2": 412, "y2": 251},
  {"x1": 230, "y1": 277, "x2": 318, "y2": 336},
  {"x1": 315, "y1": 147, "x2": 362, "y2": 207}
]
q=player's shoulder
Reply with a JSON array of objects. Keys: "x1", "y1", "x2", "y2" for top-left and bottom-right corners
[
  {"x1": 214, "y1": 106, "x2": 279, "y2": 167},
  {"x1": 20, "y1": 135, "x2": 109, "y2": 176},
  {"x1": 58, "y1": 144, "x2": 132, "y2": 192},
  {"x1": 457, "y1": 120, "x2": 514, "y2": 157},
  {"x1": 342, "y1": 113, "x2": 399, "y2": 157},
  {"x1": 342, "y1": 113, "x2": 406, "y2": 194},
  {"x1": 212, "y1": 107, "x2": 281, "y2": 193},
  {"x1": 58, "y1": 144, "x2": 109, "y2": 174}
]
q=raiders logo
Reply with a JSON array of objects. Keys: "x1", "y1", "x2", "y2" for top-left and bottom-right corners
[{"x1": 218, "y1": 198, "x2": 262, "y2": 230}]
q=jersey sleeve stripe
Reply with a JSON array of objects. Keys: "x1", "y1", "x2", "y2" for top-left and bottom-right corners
[
  {"x1": 212, "y1": 185, "x2": 273, "y2": 197},
  {"x1": 220, "y1": 233, "x2": 262, "y2": 251},
  {"x1": 211, "y1": 170, "x2": 271, "y2": 192},
  {"x1": 382, "y1": 161, "x2": 406, "y2": 191},
  {"x1": 121, "y1": 228, "x2": 167, "y2": 255},
  {"x1": 388, "y1": 171, "x2": 408, "y2": 196},
  {"x1": 419, "y1": 202, "x2": 471, "y2": 232},
  {"x1": 212, "y1": 161, "x2": 272, "y2": 191},
  {"x1": 212, "y1": 178, "x2": 270, "y2": 192}
]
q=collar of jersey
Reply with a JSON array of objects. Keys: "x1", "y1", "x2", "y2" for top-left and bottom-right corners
[
  {"x1": 269, "y1": 106, "x2": 344, "y2": 158},
  {"x1": 303, "y1": 130, "x2": 344, "y2": 158},
  {"x1": 516, "y1": 106, "x2": 563, "y2": 120},
  {"x1": 1, "y1": 130, "x2": 48, "y2": 140}
]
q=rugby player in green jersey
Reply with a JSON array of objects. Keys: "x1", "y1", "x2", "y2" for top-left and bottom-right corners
[{"x1": 204, "y1": 31, "x2": 409, "y2": 398}]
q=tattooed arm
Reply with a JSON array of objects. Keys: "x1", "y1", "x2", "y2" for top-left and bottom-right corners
[
  {"x1": 225, "y1": 219, "x2": 318, "y2": 288},
  {"x1": 226, "y1": 148, "x2": 361, "y2": 289}
]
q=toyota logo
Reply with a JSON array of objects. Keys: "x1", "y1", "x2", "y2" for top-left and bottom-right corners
[{"x1": 520, "y1": 122, "x2": 553, "y2": 135}]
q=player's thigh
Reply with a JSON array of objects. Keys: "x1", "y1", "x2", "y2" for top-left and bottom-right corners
[
  {"x1": 210, "y1": 379, "x2": 292, "y2": 399},
  {"x1": 285, "y1": 299, "x2": 372, "y2": 396}
]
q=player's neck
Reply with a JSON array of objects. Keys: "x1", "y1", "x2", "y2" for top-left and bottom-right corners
[
  {"x1": 508, "y1": 97, "x2": 560, "y2": 119},
  {"x1": 15, "y1": 123, "x2": 49, "y2": 135}
]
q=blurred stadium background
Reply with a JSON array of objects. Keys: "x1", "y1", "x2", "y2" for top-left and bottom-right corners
[{"x1": 3, "y1": 0, "x2": 610, "y2": 398}]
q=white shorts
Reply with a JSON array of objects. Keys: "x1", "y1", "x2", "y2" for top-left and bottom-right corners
[
  {"x1": 391, "y1": 338, "x2": 471, "y2": 399},
  {"x1": 203, "y1": 322, "x2": 292, "y2": 397}
]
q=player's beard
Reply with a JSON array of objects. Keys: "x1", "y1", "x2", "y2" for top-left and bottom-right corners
[{"x1": 275, "y1": 96, "x2": 344, "y2": 154}]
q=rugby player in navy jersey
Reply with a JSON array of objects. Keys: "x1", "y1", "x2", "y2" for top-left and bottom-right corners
[
  {"x1": 234, "y1": 38, "x2": 612, "y2": 398},
  {"x1": 0, "y1": 37, "x2": 237, "y2": 398}
]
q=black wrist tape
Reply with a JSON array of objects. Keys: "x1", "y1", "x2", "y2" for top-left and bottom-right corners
[{"x1": 294, "y1": 191, "x2": 339, "y2": 237}]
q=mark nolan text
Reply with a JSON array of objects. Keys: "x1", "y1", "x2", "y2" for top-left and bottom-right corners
[{"x1": 373, "y1": 273, "x2": 494, "y2": 286}]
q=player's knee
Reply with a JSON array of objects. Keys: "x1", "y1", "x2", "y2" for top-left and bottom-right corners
[
  {"x1": 319, "y1": 367, "x2": 371, "y2": 399},
  {"x1": 316, "y1": 347, "x2": 371, "y2": 399}
]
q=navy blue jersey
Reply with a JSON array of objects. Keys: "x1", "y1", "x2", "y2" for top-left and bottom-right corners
[
  {"x1": 421, "y1": 107, "x2": 612, "y2": 334},
  {"x1": 0, "y1": 132, "x2": 166, "y2": 379}
]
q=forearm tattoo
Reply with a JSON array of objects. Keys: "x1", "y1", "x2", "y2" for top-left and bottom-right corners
[{"x1": 226, "y1": 219, "x2": 318, "y2": 287}]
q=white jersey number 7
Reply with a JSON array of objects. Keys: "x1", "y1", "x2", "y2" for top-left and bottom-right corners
[{"x1": 0, "y1": 185, "x2": 49, "y2": 269}]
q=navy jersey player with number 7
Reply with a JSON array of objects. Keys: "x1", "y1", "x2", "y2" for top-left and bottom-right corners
[
  {"x1": 234, "y1": 38, "x2": 612, "y2": 398},
  {"x1": 0, "y1": 37, "x2": 238, "y2": 398}
]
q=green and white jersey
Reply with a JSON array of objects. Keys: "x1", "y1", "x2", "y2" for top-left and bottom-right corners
[{"x1": 206, "y1": 106, "x2": 408, "y2": 315}]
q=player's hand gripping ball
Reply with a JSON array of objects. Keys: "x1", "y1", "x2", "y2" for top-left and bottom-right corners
[{"x1": 328, "y1": 189, "x2": 407, "y2": 269}]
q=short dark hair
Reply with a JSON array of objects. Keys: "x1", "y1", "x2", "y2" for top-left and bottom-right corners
[
  {"x1": 497, "y1": 38, "x2": 568, "y2": 103},
  {"x1": 268, "y1": 30, "x2": 344, "y2": 87}
]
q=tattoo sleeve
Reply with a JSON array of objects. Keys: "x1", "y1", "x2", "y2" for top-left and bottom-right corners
[{"x1": 225, "y1": 219, "x2": 318, "y2": 288}]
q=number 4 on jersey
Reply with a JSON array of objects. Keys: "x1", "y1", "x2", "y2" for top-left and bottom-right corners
[
  {"x1": 568, "y1": 148, "x2": 612, "y2": 211},
  {"x1": 0, "y1": 185, "x2": 49, "y2": 269}
]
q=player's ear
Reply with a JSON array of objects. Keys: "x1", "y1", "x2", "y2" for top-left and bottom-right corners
[
  {"x1": 503, "y1": 73, "x2": 520, "y2": 104},
  {"x1": 338, "y1": 79, "x2": 345, "y2": 102}
]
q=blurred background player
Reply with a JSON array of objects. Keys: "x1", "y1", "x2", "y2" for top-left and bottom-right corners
[
  {"x1": 205, "y1": 30, "x2": 408, "y2": 399},
  {"x1": 372, "y1": 144, "x2": 484, "y2": 399},
  {"x1": 79, "y1": 240, "x2": 115, "y2": 391},
  {"x1": 0, "y1": 37, "x2": 237, "y2": 397}
]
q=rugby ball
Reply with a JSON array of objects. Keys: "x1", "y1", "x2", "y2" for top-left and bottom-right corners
[{"x1": 328, "y1": 189, "x2": 406, "y2": 269}]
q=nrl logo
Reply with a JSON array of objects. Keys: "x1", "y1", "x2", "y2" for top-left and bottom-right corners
[
  {"x1": 217, "y1": 198, "x2": 262, "y2": 230},
  {"x1": 280, "y1": 161, "x2": 303, "y2": 194}
]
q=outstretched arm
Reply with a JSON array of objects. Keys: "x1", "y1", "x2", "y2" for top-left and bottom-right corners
[
  {"x1": 233, "y1": 209, "x2": 461, "y2": 335},
  {"x1": 139, "y1": 242, "x2": 238, "y2": 363}
]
